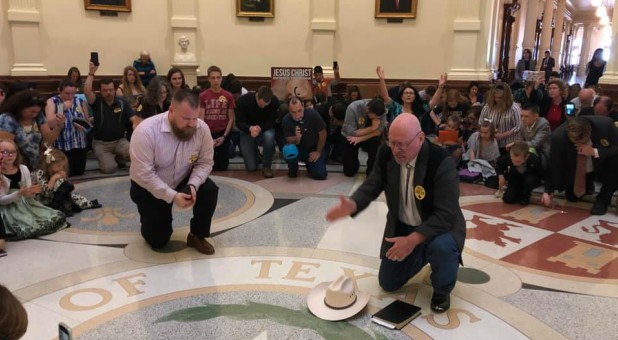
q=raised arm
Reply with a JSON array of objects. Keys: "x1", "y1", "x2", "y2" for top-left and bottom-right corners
[
  {"x1": 376, "y1": 66, "x2": 393, "y2": 105},
  {"x1": 428, "y1": 73, "x2": 447, "y2": 109},
  {"x1": 84, "y1": 62, "x2": 98, "y2": 105}
]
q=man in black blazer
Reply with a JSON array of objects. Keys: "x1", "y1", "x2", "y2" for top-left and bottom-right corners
[
  {"x1": 380, "y1": 0, "x2": 413, "y2": 13},
  {"x1": 326, "y1": 114, "x2": 465, "y2": 313},
  {"x1": 540, "y1": 50, "x2": 555, "y2": 83},
  {"x1": 541, "y1": 116, "x2": 618, "y2": 215}
]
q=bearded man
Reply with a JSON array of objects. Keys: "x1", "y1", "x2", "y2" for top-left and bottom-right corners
[{"x1": 130, "y1": 89, "x2": 219, "y2": 255}]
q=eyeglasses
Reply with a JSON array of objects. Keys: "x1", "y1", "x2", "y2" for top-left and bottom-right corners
[
  {"x1": 389, "y1": 131, "x2": 422, "y2": 150},
  {"x1": 0, "y1": 151, "x2": 17, "y2": 156}
]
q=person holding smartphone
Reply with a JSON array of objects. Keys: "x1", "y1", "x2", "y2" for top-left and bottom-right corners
[
  {"x1": 282, "y1": 96, "x2": 327, "y2": 179},
  {"x1": 44, "y1": 79, "x2": 91, "y2": 176}
]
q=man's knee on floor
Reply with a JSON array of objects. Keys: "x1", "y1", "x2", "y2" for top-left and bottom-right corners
[
  {"x1": 143, "y1": 233, "x2": 171, "y2": 249},
  {"x1": 99, "y1": 165, "x2": 118, "y2": 174},
  {"x1": 378, "y1": 276, "x2": 404, "y2": 292}
]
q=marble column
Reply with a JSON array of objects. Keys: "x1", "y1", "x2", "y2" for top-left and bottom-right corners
[
  {"x1": 599, "y1": 11, "x2": 618, "y2": 84},
  {"x1": 538, "y1": 0, "x2": 555, "y2": 67},
  {"x1": 310, "y1": 0, "x2": 337, "y2": 78},
  {"x1": 7, "y1": 0, "x2": 47, "y2": 75},
  {"x1": 448, "y1": 0, "x2": 498, "y2": 80},
  {"x1": 577, "y1": 23, "x2": 594, "y2": 77},
  {"x1": 522, "y1": 0, "x2": 541, "y2": 52},
  {"x1": 551, "y1": 0, "x2": 566, "y2": 66},
  {"x1": 509, "y1": 1, "x2": 526, "y2": 69},
  {"x1": 170, "y1": 0, "x2": 199, "y2": 87}
]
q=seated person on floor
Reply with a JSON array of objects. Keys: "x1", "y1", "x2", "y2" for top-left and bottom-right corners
[
  {"x1": 312, "y1": 64, "x2": 340, "y2": 98},
  {"x1": 340, "y1": 98, "x2": 387, "y2": 177},
  {"x1": 467, "y1": 120, "x2": 500, "y2": 167},
  {"x1": 507, "y1": 103, "x2": 550, "y2": 170},
  {"x1": 133, "y1": 51, "x2": 157, "y2": 87},
  {"x1": 428, "y1": 89, "x2": 470, "y2": 134},
  {"x1": 84, "y1": 61, "x2": 134, "y2": 174},
  {"x1": 570, "y1": 88, "x2": 596, "y2": 110},
  {"x1": 465, "y1": 120, "x2": 501, "y2": 187},
  {"x1": 235, "y1": 86, "x2": 279, "y2": 178},
  {"x1": 33, "y1": 146, "x2": 101, "y2": 215},
  {"x1": 282, "y1": 96, "x2": 328, "y2": 180},
  {"x1": 541, "y1": 116, "x2": 618, "y2": 215},
  {"x1": 133, "y1": 77, "x2": 172, "y2": 129},
  {"x1": 496, "y1": 141, "x2": 543, "y2": 205},
  {"x1": 512, "y1": 80, "x2": 543, "y2": 107},
  {"x1": 376, "y1": 66, "x2": 425, "y2": 120},
  {"x1": 580, "y1": 96, "x2": 618, "y2": 122},
  {"x1": 461, "y1": 107, "x2": 481, "y2": 143},
  {"x1": 0, "y1": 139, "x2": 67, "y2": 240},
  {"x1": 434, "y1": 114, "x2": 463, "y2": 162},
  {"x1": 326, "y1": 100, "x2": 346, "y2": 163}
]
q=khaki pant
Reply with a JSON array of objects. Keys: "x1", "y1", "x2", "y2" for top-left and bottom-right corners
[{"x1": 93, "y1": 138, "x2": 130, "y2": 174}]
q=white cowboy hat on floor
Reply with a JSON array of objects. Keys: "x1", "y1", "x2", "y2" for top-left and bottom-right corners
[{"x1": 307, "y1": 275, "x2": 370, "y2": 321}]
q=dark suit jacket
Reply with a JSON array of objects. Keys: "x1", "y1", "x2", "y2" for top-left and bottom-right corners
[
  {"x1": 541, "y1": 56, "x2": 555, "y2": 71},
  {"x1": 546, "y1": 115, "x2": 618, "y2": 192},
  {"x1": 380, "y1": 0, "x2": 413, "y2": 13},
  {"x1": 350, "y1": 140, "x2": 466, "y2": 258}
]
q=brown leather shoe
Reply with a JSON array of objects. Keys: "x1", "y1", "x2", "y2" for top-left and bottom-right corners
[
  {"x1": 186, "y1": 233, "x2": 215, "y2": 255},
  {"x1": 262, "y1": 167, "x2": 274, "y2": 178}
]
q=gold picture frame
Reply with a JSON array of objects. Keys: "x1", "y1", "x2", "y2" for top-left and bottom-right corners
[
  {"x1": 84, "y1": 0, "x2": 132, "y2": 12},
  {"x1": 375, "y1": 0, "x2": 418, "y2": 19},
  {"x1": 236, "y1": 0, "x2": 275, "y2": 18}
]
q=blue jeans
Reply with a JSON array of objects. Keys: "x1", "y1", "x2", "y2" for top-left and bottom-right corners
[
  {"x1": 239, "y1": 129, "x2": 276, "y2": 171},
  {"x1": 378, "y1": 222, "x2": 460, "y2": 295},
  {"x1": 285, "y1": 145, "x2": 328, "y2": 180}
]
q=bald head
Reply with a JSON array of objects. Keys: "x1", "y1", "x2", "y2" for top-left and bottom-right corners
[
  {"x1": 578, "y1": 89, "x2": 595, "y2": 108},
  {"x1": 389, "y1": 114, "x2": 424, "y2": 165},
  {"x1": 389, "y1": 114, "x2": 421, "y2": 140}
]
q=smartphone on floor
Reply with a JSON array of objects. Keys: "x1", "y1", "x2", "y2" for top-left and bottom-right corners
[{"x1": 59, "y1": 322, "x2": 73, "y2": 340}]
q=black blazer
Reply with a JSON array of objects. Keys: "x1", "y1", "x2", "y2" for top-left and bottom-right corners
[
  {"x1": 546, "y1": 115, "x2": 618, "y2": 192},
  {"x1": 350, "y1": 140, "x2": 466, "y2": 258},
  {"x1": 541, "y1": 56, "x2": 555, "y2": 72}
]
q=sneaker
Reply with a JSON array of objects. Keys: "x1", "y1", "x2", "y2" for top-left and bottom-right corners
[
  {"x1": 430, "y1": 292, "x2": 450, "y2": 313},
  {"x1": 0, "y1": 249, "x2": 7, "y2": 257},
  {"x1": 591, "y1": 200, "x2": 608, "y2": 215},
  {"x1": 262, "y1": 167, "x2": 274, "y2": 178}
]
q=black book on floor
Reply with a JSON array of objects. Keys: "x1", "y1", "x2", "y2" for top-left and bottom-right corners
[{"x1": 371, "y1": 299, "x2": 422, "y2": 330}]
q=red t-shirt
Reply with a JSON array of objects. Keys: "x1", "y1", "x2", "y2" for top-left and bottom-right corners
[
  {"x1": 547, "y1": 103, "x2": 562, "y2": 131},
  {"x1": 199, "y1": 88, "x2": 235, "y2": 134}
]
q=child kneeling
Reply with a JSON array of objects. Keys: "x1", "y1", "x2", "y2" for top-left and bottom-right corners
[{"x1": 496, "y1": 141, "x2": 543, "y2": 205}]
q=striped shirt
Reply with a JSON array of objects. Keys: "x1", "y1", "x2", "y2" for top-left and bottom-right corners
[
  {"x1": 478, "y1": 103, "x2": 522, "y2": 148},
  {"x1": 129, "y1": 112, "x2": 214, "y2": 203},
  {"x1": 51, "y1": 96, "x2": 88, "y2": 151}
]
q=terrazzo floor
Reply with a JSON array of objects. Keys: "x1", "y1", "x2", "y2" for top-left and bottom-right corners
[{"x1": 2, "y1": 154, "x2": 617, "y2": 340}]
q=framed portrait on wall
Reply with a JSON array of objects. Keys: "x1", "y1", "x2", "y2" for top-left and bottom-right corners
[
  {"x1": 84, "y1": 0, "x2": 132, "y2": 12},
  {"x1": 237, "y1": 0, "x2": 275, "y2": 18},
  {"x1": 375, "y1": 0, "x2": 418, "y2": 18}
]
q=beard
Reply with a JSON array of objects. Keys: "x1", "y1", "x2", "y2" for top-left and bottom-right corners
[{"x1": 170, "y1": 122, "x2": 196, "y2": 141}]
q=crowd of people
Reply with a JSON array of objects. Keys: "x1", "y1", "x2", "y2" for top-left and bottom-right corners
[{"x1": 0, "y1": 50, "x2": 616, "y2": 322}]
